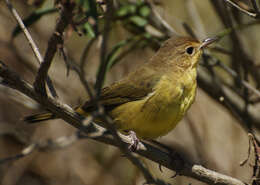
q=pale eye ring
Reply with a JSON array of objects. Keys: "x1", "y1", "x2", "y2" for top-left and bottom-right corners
[{"x1": 185, "y1": 46, "x2": 195, "y2": 55}]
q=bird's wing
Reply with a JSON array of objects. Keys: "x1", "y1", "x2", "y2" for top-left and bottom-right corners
[{"x1": 80, "y1": 66, "x2": 161, "y2": 112}]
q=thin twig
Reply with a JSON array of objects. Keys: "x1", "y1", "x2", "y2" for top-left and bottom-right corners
[
  {"x1": 5, "y1": 0, "x2": 43, "y2": 66},
  {"x1": 80, "y1": 38, "x2": 96, "y2": 69},
  {"x1": 240, "y1": 133, "x2": 260, "y2": 183},
  {"x1": 95, "y1": 2, "x2": 113, "y2": 96},
  {"x1": 0, "y1": 143, "x2": 37, "y2": 164},
  {"x1": 240, "y1": 133, "x2": 253, "y2": 166},
  {"x1": 61, "y1": 52, "x2": 95, "y2": 100},
  {"x1": 5, "y1": 0, "x2": 58, "y2": 98},
  {"x1": 216, "y1": 20, "x2": 260, "y2": 39},
  {"x1": 185, "y1": 0, "x2": 206, "y2": 39},
  {"x1": 210, "y1": 46, "x2": 232, "y2": 55},
  {"x1": 250, "y1": 0, "x2": 259, "y2": 14},
  {"x1": 0, "y1": 132, "x2": 80, "y2": 164},
  {"x1": 34, "y1": 2, "x2": 75, "y2": 96},
  {"x1": 206, "y1": 54, "x2": 260, "y2": 99},
  {"x1": 182, "y1": 22, "x2": 197, "y2": 38},
  {"x1": 249, "y1": 134, "x2": 260, "y2": 178},
  {"x1": 146, "y1": 0, "x2": 177, "y2": 37},
  {"x1": 223, "y1": 0, "x2": 258, "y2": 18},
  {"x1": 109, "y1": 37, "x2": 144, "y2": 69}
]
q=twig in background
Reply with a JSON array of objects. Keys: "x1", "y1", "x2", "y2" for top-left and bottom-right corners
[
  {"x1": 215, "y1": 20, "x2": 260, "y2": 39},
  {"x1": 205, "y1": 54, "x2": 260, "y2": 99},
  {"x1": 240, "y1": 133, "x2": 260, "y2": 184},
  {"x1": 60, "y1": 50, "x2": 95, "y2": 100},
  {"x1": 185, "y1": 0, "x2": 206, "y2": 39},
  {"x1": 95, "y1": 1, "x2": 113, "y2": 96},
  {"x1": 33, "y1": 2, "x2": 75, "y2": 96},
  {"x1": 146, "y1": 0, "x2": 177, "y2": 37},
  {"x1": 107, "y1": 37, "x2": 144, "y2": 69},
  {"x1": 0, "y1": 143, "x2": 36, "y2": 164},
  {"x1": 182, "y1": 22, "x2": 197, "y2": 39},
  {"x1": 250, "y1": 0, "x2": 260, "y2": 13},
  {"x1": 4, "y1": 0, "x2": 57, "y2": 98},
  {"x1": 223, "y1": 0, "x2": 258, "y2": 18},
  {"x1": 210, "y1": 47, "x2": 232, "y2": 55},
  {"x1": 240, "y1": 134, "x2": 253, "y2": 166},
  {"x1": 0, "y1": 132, "x2": 80, "y2": 164},
  {"x1": 200, "y1": 54, "x2": 260, "y2": 134},
  {"x1": 80, "y1": 38, "x2": 97, "y2": 69}
]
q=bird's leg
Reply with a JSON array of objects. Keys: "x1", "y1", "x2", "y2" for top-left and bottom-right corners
[{"x1": 127, "y1": 130, "x2": 140, "y2": 152}]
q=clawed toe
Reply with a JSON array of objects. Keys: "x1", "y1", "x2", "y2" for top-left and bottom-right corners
[{"x1": 127, "y1": 131, "x2": 140, "y2": 152}]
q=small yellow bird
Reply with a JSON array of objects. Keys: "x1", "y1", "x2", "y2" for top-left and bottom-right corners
[{"x1": 24, "y1": 36, "x2": 216, "y2": 140}]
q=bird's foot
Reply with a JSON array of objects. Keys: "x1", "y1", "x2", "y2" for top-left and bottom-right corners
[{"x1": 127, "y1": 130, "x2": 140, "y2": 152}]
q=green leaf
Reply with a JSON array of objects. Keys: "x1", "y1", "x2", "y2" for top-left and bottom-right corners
[
  {"x1": 84, "y1": 22, "x2": 96, "y2": 38},
  {"x1": 95, "y1": 38, "x2": 133, "y2": 87},
  {"x1": 129, "y1": 15, "x2": 148, "y2": 27},
  {"x1": 117, "y1": 4, "x2": 137, "y2": 17},
  {"x1": 12, "y1": 8, "x2": 58, "y2": 37},
  {"x1": 117, "y1": 6, "x2": 129, "y2": 17},
  {"x1": 128, "y1": 4, "x2": 137, "y2": 14},
  {"x1": 106, "y1": 39, "x2": 131, "y2": 70},
  {"x1": 78, "y1": 0, "x2": 89, "y2": 11},
  {"x1": 77, "y1": 0, "x2": 98, "y2": 19},
  {"x1": 143, "y1": 32, "x2": 152, "y2": 39},
  {"x1": 139, "y1": 6, "x2": 150, "y2": 17}
]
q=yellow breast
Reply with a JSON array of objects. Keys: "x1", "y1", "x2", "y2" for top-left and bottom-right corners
[{"x1": 110, "y1": 69, "x2": 197, "y2": 139}]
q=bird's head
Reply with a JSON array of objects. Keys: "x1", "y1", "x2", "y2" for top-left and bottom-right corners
[{"x1": 152, "y1": 36, "x2": 217, "y2": 71}]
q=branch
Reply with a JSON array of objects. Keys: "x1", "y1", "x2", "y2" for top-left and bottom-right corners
[
  {"x1": 0, "y1": 132, "x2": 79, "y2": 164},
  {"x1": 146, "y1": 1, "x2": 178, "y2": 37},
  {"x1": 0, "y1": 60, "x2": 246, "y2": 185},
  {"x1": 250, "y1": 0, "x2": 260, "y2": 13},
  {"x1": 223, "y1": 0, "x2": 259, "y2": 18},
  {"x1": 5, "y1": 0, "x2": 57, "y2": 97},
  {"x1": 95, "y1": 1, "x2": 113, "y2": 95},
  {"x1": 33, "y1": 2, "x2": 75, "y2": 96},
  {"x1": 59, "y1": 48, "x2": 95, "y2": 100}
]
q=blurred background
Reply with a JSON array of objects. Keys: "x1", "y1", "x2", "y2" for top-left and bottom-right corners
[{"x1": 0, "y1": 0, "x2": 259, "y2": 184}]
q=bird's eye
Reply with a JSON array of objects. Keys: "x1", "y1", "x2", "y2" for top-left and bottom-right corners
[{"x1": 186, "y1": 47, "x2": 194, "y2": 55}]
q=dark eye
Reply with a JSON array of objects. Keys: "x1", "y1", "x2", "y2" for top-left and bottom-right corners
[{"x1": 186, "y1": 47, "x2": 194, "y2": 55}]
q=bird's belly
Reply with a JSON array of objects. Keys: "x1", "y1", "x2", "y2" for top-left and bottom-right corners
[{"x1": 110, "y1": 86, "x2": 196, "y2": 139}]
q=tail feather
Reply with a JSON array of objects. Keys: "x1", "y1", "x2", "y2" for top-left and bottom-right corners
[{"x1": 23, "y1": 112, "x2": 57, "y2": 123}]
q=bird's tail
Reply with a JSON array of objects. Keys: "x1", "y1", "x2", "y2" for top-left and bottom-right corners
[{"x1": 23, "y1": 112, "x2": 57, "y2": 123}]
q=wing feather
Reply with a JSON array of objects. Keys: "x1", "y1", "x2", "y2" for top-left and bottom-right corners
[{"x1": 81, "y1": 66, "x2": 161, "y2": 112}]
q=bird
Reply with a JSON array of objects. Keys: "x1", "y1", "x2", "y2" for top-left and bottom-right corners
[{"x1": 24, "y1": 36, "x2": 217, "y2": 141}]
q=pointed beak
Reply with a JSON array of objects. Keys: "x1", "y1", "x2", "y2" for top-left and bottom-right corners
[{"x1": 199, "y1": 36, "x2": 219, "y2": 50}]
